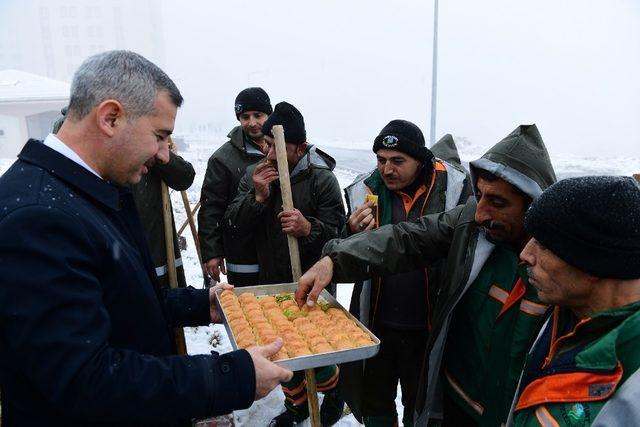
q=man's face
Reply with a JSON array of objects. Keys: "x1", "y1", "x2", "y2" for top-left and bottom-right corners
[
  {"x1": 376, "y1": 149, "x2": 422, "y2": 191},
  {"x1": 108, "y1": 91, "x2": 176, "y2": 185},
  {"x1": 264, "y1": 136, "x2": 306, "y2": 169},
  {"x1": 474, "y1": 176, "x2": 529, "y2": 248},
  {"x1": 239, "y1": 111, "x2": 268, "y2": 141},
  {"x1": 521, "y1": 238, "x2": 593, "y2": 307}
]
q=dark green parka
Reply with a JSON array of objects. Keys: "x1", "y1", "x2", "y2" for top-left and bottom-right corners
[
  {"x1": 131, "y1": 151, "x2": 195, "y2": 289},
  {"x1": 198, "y1": 126, "x2": 264, "y2": 284},
  {"x1": 322, "y1": 125, "x2": 557, "y2": 426},
  {"x1": 224, "y1": 145, "x2": 345, "y2": 284}
]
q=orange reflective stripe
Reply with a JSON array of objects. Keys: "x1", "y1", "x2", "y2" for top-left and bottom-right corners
[
  {"x1": 282, "y1": 379, "x2": 307, "y2": 396},
  {"x1": 535, "y1": 406, "x2": 560, "y2": 427},
  {"x1": 286, "y1": 392, "x2": 308, "y2": 406},
  {"x1": 488, "y1": 284, "x2": 509, "y2": 304},
  {"x1": 544, "y1": 309, "x2": 592, "y2": 369},
  {"x1": 498, "y1": 277, "x2": 526, "y2": 318},
  {"x1": 434, "y1": 160, "x2": 447, "y2": 171},
  {"x1": 316, "y1": 366, "x2": 340, "y2": 388},
  {"x1": 445, "y1": 370, "x2": 484, "y2": 415},
  {"x1": 418, "y1": 167, "x2": 438, "y2": 215},
  {"x1": 515, "y1": 362, "x2": 623, "y2": 411},
  {"x1": 316, "y1": 375, "x2": 339, "y2": 392},
  {"x1": 520, "y1": 299, "x2": 548, "y2": 316}
]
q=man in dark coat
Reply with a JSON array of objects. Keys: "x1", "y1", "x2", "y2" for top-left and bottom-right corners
[
  {"x1": 131, "y1": 140, "x2": 195, "y2": 289},
  {"x1": 340, "y1": 123, "x2": 471, "y2": 425},
  {"x1": 198, "y1": 87, "x2": 272, "y2": 286},
  {"x1": 297, "y1": 124, "x2": 557, "y2": 426},
  {"x1": 225, "y1": 102, "x2": 346, "y2": 426},
  {"x1": 0, "y1": 50, "x2": 292, "y2": 427}
]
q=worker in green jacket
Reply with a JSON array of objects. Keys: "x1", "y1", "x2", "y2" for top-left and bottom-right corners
[
  {"x1": 508, "y1": 176, "x2": 640, "y2": 426},
  {"x1": 341, "y1": 124, "x2": 471, "y2": 426},
  {"x1": 296, "y1": 124, "x2": 557, "y2": 426}
]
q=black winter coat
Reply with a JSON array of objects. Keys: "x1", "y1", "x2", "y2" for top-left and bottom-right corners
[
  {"x1": 224, "y1": 145, "x2": 345, "y2": 284},
  {"x1": 198, "y1": 127, "x2": 264, "y2": 268},
  {"x1": 0, "y1": 141, "x2": 255, "y2": 426}
]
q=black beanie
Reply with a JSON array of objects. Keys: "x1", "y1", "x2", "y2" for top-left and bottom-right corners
[
  {"x1": 525, "y1": 176, "x2": 640, "y2": 280},
  {"x1": 372, "y1": 120, "x2": 433, "y2": 162},
  {"x1": 261, "y1": 102, "x2": 306, "y2": 145},
  {"x1": 234, "y1": 87, "x2": 273, "y2": 118}
]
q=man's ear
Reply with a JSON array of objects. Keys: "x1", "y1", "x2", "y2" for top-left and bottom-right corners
[
  {"x1": 95, "y1": 100, "x2": 124, "y2": 137},
  {"x1": 297, "y1": 142, "x2": 308, "y2": 156}
]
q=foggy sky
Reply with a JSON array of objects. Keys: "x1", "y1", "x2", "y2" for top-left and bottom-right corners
[
  {"x1": 2, "y1": 0, "x2": 638, "y2": 157},
  {"x1": 161, "y1": 0, "x2": 639, "y2": 157}
]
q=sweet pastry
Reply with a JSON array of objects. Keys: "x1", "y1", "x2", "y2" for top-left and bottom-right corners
[{"x1": 219, "y1": 290, "x2": 375, "y2": 360}]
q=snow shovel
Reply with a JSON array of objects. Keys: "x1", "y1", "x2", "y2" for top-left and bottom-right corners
[
  {"x1": 161, "y1": 180, "x2": 188, "y2": 355},
  {"x1": 272, "y1": 125, "x2": 321, "y2": 427}
]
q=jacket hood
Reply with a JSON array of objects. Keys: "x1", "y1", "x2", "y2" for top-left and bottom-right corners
[
  {"x1": 431, "y1": 134, "x2": 462, "y2": 166},
  {"x1": 469, "y1": 124, "x2": 556, "y2": 199},
  {"x1": 227, "y1": 126, "x2": 264, "y2": 157},
  {"x1": 290, "y1": 144, "x2": 336, "y2": 178}
]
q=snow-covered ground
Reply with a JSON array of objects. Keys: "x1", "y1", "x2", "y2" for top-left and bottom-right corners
[{"x1": 0, "y1": 138, "x2": 638, "y2": 426}]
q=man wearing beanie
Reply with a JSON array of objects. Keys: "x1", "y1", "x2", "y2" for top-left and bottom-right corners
[
  {"x1": 198, "y1": 87, "x2": 272, "y2": 287},
  {"x1": 508, "y1": 176, "x2": 640, "y2": 426},
  {"x1": 340, "y1": 121, "x2": 471, "y2": 426},
  {"x1": 225, "y1": 102, "x2": 346, "y2": 426},
  {"x1": 297, "y1": 124, "x2": 558, "y2": 426}
]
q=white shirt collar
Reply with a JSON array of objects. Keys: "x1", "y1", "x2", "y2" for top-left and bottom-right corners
[{"x1": 43, "y1": 134, "x2": 103, "y2": 179}]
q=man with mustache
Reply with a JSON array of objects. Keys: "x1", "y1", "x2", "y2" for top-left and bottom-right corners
[
  {"x1": 296, "y1": 124, "x2": 557, "y2": 426},
  {"x1": 0, "y1": 51, "x2": 292, "y2": 426},
  {"x1": 225, "y1": 101, "x2": 346, "y2": 426},
  {"x1": 199, "y1": 87, "x2": 272, "y2": 286},
  {"x1": 508, "y1": 176, "x2": 640, "y2": 426},
  {"x1": 340, "y1": 121, "x2": 471, "y2": 426}
]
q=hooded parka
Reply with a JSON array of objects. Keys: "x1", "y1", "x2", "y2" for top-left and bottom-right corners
[
  {"x1": 339, "y1": 153, "x2": 471, "y2": 422},
  {"x1": 322, "y1": 125, "x2": 557, "y2": 426}
]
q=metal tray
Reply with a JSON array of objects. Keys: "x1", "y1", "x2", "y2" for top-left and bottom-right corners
[{"x1": 216, "y1": 282, "x2": 380, "y2": 371}]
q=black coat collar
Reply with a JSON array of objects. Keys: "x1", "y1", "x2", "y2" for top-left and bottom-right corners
[{"x1": 18, "y1": 139, "x2": 123, "y2": 211}]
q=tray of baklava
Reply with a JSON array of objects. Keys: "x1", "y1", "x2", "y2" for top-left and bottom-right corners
[{"x1": 216, "y1": 282, "x2": 380, "y2": 371}]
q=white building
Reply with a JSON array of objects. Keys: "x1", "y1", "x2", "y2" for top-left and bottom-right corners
[
  {"x1": 0, "y1": 70, "x2": 69, "y2": 159},
  {"x1": 0, "y1": 0, "x2": 165, "y2": 82}
]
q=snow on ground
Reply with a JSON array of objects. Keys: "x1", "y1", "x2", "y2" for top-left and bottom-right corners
[{"x1": 1, "y1": 138, "x2": 637, "y2": 426}]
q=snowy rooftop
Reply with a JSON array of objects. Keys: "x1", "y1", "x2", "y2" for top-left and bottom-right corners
[{"x1": 0, "y1": 69, "x2": 70, "y2": 104}]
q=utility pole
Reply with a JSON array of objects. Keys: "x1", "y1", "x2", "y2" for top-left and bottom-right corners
[{"x1": 429, "y1": 0, "x2": 439, "y2": 146}]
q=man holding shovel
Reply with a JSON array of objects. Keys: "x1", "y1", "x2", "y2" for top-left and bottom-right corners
[
  {"x1": 225, "y1": 102, "x2": 345, "y2": 426},
  {"x1": 131, "y1": 137, "x2": 195, "y2": 290}
]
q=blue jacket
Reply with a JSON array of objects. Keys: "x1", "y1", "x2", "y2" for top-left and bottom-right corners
[{"x1": 0, "y1": 140, "x2": 255, "y2": 426}]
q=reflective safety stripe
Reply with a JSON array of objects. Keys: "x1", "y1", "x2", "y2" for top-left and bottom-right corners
[
  {"x1": 226, "y1": 262, "x2": 260, "y2": 273},
  {"x1": 445, "y1": 370, "x2": 484, "y2": 415},
  {"x1": 488, "y1": 284, "x2": 509, "y2": 304},
  {"x1": 520, "y1": 299, "x2": 548, "y2": 316},
  {"x1": 155, "y1": 257, "x2": 183, "y2": 277},
  {"x1": 489, "y1": 284, "x2": 548, "y2": 316},
  {"x1": 535, "y1": 406, "x2": 560, "y2": 427}
]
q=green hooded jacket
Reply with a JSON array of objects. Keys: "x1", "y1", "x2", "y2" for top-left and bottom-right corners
[{"x1": 509, "y1": 302, "x2": 640, "y2": 426}]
